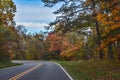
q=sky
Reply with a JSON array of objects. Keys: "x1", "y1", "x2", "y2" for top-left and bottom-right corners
[{"x1": 13, "y1": 0, "x2": 59, "y2": 33}]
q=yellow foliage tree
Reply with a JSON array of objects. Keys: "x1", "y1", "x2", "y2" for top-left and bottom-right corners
[{"x1": 96, "y1": 0, "x2": 120, "y2": 49}]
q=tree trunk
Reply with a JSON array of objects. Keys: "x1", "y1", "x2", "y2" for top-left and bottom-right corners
[
  {"x1": 95, "y1": 20, "x2": 104, "y2": 59},
  {"x1": 117, "y1": 41, "x2": 120, "y2": 60},
  {"x1": 92, "y1": 1, "x2": 104, "y2": 59},
  {"x1": 108, "y1": 43, "x2": 114, "y2": 60}
]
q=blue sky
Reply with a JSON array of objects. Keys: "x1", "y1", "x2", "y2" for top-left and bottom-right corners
[{"x1": 13, "y1": 0, "x2": 59, "y2": 33}]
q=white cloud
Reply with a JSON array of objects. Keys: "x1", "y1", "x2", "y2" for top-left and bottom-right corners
[
  {"x1": 16, "y1": 22, "x2": 48, "y2": 33},
  {"x1": 14, "y1": 5, "x2": 57, "y2": 22},
  {"x1": 13, "y1": 0, "x2": 59, "y2": 33},
  {"x1": 16, "y1": 22, "x2": 48, "y2": 29}
]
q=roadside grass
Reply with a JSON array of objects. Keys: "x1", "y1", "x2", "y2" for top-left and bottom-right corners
[
  {"x1": 57, "y1": 60, "x2": 120, "y2": 80},
  {"x1": 0, "y1": 61, "x2": 21, "y2": 69}
]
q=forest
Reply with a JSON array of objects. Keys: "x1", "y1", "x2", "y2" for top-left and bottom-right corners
[{"x1": 0, "y1": 0, "x2": 120, "y2": 62}]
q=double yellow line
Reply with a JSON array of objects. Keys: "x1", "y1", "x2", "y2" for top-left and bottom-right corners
[{"x1": 9, "y1": 64, "x2": 41, "y2": 80}]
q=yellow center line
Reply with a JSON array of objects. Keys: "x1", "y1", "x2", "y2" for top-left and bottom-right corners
[{"x1": 9, "y1": 64, "x2": 41, "y2": 80}]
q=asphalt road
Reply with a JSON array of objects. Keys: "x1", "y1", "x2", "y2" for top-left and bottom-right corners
[{"x1": 0, "y1": 60, "x2": 73, "y2": 80}]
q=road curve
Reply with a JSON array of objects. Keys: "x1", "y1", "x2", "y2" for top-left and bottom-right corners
[{"x1": 0, "y1": 60, "x2": 73, "y2": 80}]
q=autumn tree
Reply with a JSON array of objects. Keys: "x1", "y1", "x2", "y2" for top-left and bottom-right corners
[
  {"x1": 41, "y1": 0, "x2": 105, "y2": 59},
  {"x1": 25, "y1": 33, "x2": 48, "y2": 60},
  {"x1": 96, "y1": 0, "x2": 120, "y2": 60},
  {"x1": 46, "y1": 32, "x2": 63, "y2": 59},
  {"x1": 42, "y1": 0, "x2": 120, "y2": 60},
  {"x1": 0, "y1": 0, "x2": 16, "y2": 61},
  {"x1": 11, "y1": 27, "x2": 49, "y2": 60},
  {"x1": 0, "y1": 0, "x2": 16, "y2": 26}
]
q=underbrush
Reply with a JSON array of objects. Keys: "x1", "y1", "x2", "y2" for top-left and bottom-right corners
[
  {"x1": 57, "y1": 60, "x2": 120, "y2": 80},
  {"x1": 0, "y1": 61, "x2": 21, "y2": 69}
]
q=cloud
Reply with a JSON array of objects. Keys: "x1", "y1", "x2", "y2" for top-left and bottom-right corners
[
  {"x1": 14, "y1": 5, "x2": 57, "y2": 22},
  {"x1": 14, "y1": 5, "x2": 56, "y2": 33},
  {"x1": 13, "y1": 0, "x2": 59, "y2": 33},
  {"x1": 16, "y1": 22, "x2": 48, "y2": 33}
]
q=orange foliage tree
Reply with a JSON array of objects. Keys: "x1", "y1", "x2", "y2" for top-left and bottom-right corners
[
  {"x1": 46, "y1": 32, "x2": 80, "y2": 60},
  {"x1": 96, "y1": 0, "x2": 120, "y2": 59},
  {"x1": 46, "y1": 33, "x2": 63, "y2": 52},
  {"x1": 96, "y1": 0, "x2": 120, "y2": 49}
]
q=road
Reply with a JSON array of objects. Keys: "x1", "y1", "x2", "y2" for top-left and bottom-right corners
[{"x1": 0, "y1": 60, "x2": 73, "y2": 80}]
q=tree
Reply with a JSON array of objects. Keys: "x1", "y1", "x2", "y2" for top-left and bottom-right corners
[
  {"x1": 42, "y1": 0, "x2": 120, "y2": 60},
  {"x1": 0, "y1": 25, "x2": 17, "y2": 61},
  {"x1": 42, "y1": 0, "x2": 104, "y2": 59},
  {"x1": 0, "y1": 0, "x2": 16, "y2": 26},
  {"x1": 0, "y1": 0, "x2": 16, "y2": 61},
  {"x1": 46, "y1": 32, "x2": 62, "y2": 59},
  {"x1": 96, "y1": 0, "x2": 120, "y2": 60}
]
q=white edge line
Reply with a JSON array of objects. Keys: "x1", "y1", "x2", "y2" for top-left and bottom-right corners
[{"x1": 53, "y1": 62, "x2": 73, "y2": 80}]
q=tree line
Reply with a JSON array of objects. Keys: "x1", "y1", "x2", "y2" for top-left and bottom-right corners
[
  {"x1": 41, "y1": 0, "x2": 120, "y2": 61},
  {"x1": 0, "y1": 0, "x2": 48, "y2": 61},
  {"x1": 0, "y1": 0, "x2": 120, "y2": 61}
]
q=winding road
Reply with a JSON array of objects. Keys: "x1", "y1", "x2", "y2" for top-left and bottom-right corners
[{"x1": 0, "y1": 60, "x2": 73, "y2": 80}]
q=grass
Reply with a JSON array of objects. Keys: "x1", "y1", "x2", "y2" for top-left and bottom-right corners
[
  {"x1": 0, "y1": 61, "x2": 21, "y2": 69},
  {"x1": 57, "y1": 60, "x2": 120, "y2": 80}
]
